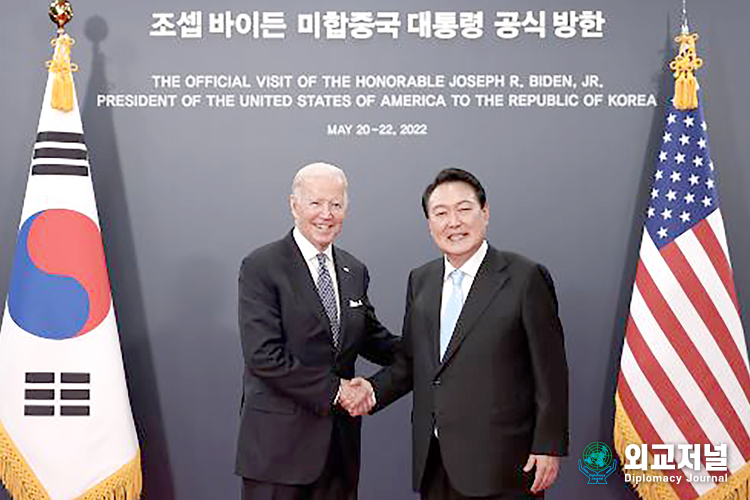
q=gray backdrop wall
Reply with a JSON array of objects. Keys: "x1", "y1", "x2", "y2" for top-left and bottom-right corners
[{"x1": 2, "y1": 0, "x2": 749, "y2": 499}]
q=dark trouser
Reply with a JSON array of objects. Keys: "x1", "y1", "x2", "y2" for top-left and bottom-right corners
[
  {"x1": 242, "y1": 414, "x2": 358, "y2": 500},
  {"x1": 421, "y1": 437, "x2": 542, "y2": 500}
]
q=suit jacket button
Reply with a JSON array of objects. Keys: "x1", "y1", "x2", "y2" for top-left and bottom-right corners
[{"x1": 433, "y1": 379, "x2": 441, "y2": 386}]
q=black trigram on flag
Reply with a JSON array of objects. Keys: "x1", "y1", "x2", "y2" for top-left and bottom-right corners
[
  {"x1": 31, "y1": 131, "x2": 89, "y2": 177},
  {"x1": 24, "y1": 371, "x2": 90, "y2": 416}
]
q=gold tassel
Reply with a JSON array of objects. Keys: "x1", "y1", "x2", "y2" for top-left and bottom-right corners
[
  {"x1": 615, "y1": 393, "x2": 750, "y2": 499},
  {"x1": 669, "y1": 32, "x2": 703, "y2": 110},
  {"x1": 45, "y1": 32, "x2": 78, "y2": 112}
]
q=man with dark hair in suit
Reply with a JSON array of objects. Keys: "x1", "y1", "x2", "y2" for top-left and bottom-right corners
[
  {"x1": 345, "y1": 168, "x2": 569, "y2": 499},
  {"x1": 236, "y1": 162, "x2": 398, "y2": 500}
]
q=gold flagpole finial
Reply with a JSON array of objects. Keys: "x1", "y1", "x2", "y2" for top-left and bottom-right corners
[
  {"x1": 49, "y1": 0, "x2": 73, "y2": 33},
  {"x1": 46, "y1": 0, "x2": 78, "y2": 112},
  {"x1": 669, "y1": 0, "x2": 702, "y2": 110}
]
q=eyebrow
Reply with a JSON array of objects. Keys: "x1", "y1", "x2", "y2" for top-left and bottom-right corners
[{"x1": 431, "y1": 199, "x2": 475, "y2": 210}]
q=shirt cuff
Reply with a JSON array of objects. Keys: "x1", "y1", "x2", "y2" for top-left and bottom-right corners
[{"x1": 333, "y1": 382, "x2": 342, "y2": 406}]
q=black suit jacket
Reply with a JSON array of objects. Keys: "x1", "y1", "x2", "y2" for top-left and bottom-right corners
[
  {"x1": 371, "y1": 246, "x2": 568, "y2": 496},
  {"x1": 235, "y1": 231, "x2": 398, "y2": 485}
]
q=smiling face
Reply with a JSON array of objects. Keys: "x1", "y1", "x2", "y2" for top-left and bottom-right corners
[
  {"x1": 290, "y1": 172, "x2": 348, "y2": 252},
  {"x1": 426, "y1": 181, "x2": 489, "y2": 268}
]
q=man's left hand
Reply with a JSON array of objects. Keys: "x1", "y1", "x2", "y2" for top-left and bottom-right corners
[{"x1": 523, "y1": 454, "x2": 560, "y2": 493}]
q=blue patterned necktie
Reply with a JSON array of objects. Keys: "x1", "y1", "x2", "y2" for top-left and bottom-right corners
[
  {"x1": 440, "y1": 269, "x2": 465, "y2": 361},
  {"x1": 316, "y1": 253, "x2": 340, "y2": 349}
]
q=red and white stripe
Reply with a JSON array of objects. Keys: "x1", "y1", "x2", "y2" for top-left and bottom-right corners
[{"x1": 618, "y1": 210, "x2": 750, "y2": 499}]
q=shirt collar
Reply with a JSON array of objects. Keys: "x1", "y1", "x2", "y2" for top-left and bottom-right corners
[
  {"x1": 443, "y1": 240, "x2": 488, "y2": 282},
  {"x1": 293, "y1": 227, "x2": 334, "y2": 264}
]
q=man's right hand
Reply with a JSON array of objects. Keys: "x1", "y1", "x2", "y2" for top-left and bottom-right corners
[{"x1": 339, "y1": 378, "x2": 375, "y2": 416}]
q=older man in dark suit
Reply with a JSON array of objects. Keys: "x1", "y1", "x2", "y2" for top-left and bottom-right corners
[
  {"x1": 236, "y1": 162, "x2": 398, "y2": 500},
  {"x1": 346, "y1": 168, "x2": 568, "y2": 499}
]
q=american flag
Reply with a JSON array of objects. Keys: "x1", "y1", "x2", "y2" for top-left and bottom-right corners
[{"x1": 614, "y1": 98, "x2": 750, "y2": 499}]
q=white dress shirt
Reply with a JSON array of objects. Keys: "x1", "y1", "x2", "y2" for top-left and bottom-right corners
[
  {"x1": 439, "y1": 240, "x2": 488, "y2": 333},
  {"x1": 292, "y1": 227, "x2": 341, "y2": 321}
]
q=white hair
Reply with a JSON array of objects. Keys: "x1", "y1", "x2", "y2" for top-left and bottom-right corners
[{"x1": 291, "y1": 162, "x2": 348, "y2": 202}]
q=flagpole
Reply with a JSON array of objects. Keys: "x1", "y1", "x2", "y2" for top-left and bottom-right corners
[{"x1": 682, "y1": 0, "x2": 689, "y2": 34}]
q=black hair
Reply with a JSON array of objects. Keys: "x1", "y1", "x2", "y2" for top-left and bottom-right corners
[{"x1": 421, "y1": 168, "x2": 487, "y2": 218}]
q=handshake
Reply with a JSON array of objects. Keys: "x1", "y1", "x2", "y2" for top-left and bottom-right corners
[{"x1": 338, "y1": 377, "x2": 375, "y2": 416}]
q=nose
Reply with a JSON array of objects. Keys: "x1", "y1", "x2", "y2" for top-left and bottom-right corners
[
  {"x1": 447, "y1": 210, "x2": 461, "y2": 227},
  {"x1": 319, "y1": 204, "x2": 333, "y2": 218}
]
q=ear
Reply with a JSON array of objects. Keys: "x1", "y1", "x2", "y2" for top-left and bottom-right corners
[
  {"x1": 482, "y1": 202, "x2": 490, "y2": 224},
  {"x1": 289, "y1": 194, "x2": 298, "y2": 221}
]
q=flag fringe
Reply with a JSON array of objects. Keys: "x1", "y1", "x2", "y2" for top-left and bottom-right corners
[
  {"x1": 615, "y1": 393, "x2": 750, "y2": 500},
  {"x1": 0, "y1": 420, "x2": 51, "y2": 499},
  {"x1": 75, "y1": 453, "x2": 142, "y2": 500},
  {"x1": 1, "y1": 419, "x2": 142, "y2": 500},
  {"x1": 696, "y1": 463, "x2": 750, "y2": 500},
  {"x1": 614, "y1": 392, "x2": 680, "y2": 499}
]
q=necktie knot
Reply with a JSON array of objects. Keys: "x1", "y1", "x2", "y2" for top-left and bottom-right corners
[
  {"x1": 450, "y1": 269, "x2": 464, "y2": 288},
  {"x1": 317, "y1": 253, "x2": 327, "y2": 267}
]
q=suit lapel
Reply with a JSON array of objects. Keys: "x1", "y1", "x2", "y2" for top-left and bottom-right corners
[
  {"x1": 422, "y1": 261, "x2": 444, "y2": 372},
  {"x1": 437, "y1": 248, "x2": 509, "y2": 374},
  {"x1": 332, "y1": 247, "x2": 352, "y2": 351}
]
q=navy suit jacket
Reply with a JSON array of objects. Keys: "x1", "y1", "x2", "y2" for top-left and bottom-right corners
[{"x1": 235, "y1": 231, "x2": 398, "y2": 485}]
